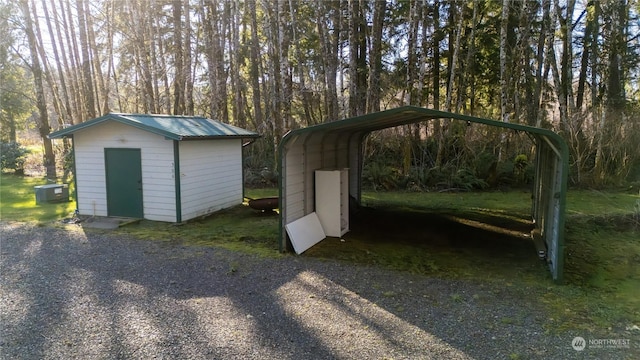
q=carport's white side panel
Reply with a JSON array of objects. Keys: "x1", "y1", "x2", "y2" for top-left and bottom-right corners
[
  {"x1": 72, "y1": 121, "x2": 176, "y2": 222},
  {"x1": 304, "y1": 139, "x2": 323, "y2": 215},
  {"x1": 179, "y1": 139, "x2": 243, "y2": 221},
  {"x1": 322, "y1": 134, "x2": 338, "y2": 169},
  {"x1": 284, "y1": 142, "x2": 306, "y2": 223},
  {"x1": 334, "y1": 134, "x2": 351, "y2": 169}
]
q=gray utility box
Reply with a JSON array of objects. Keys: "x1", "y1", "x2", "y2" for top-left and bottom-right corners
[{"x1": 34, "y1": 184, "x2": 69, "y2": 204}]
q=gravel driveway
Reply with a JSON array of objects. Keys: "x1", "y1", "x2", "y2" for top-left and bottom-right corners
[{"x1": 1, "y1": 221, "x2": 637, "y2": 359}]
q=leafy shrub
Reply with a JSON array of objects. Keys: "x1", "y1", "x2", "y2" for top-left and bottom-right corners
[
  {"x1": 363, "y1": 161, "x2": 399, "y2": 191},
  {"x1": 244, "y1": 166, "x2": 278, "y2": 187},
  {"x1": 513, "y1": 154, "x2": 529, "y2": 184},
  {"x1": 496, "y1": 161, "x2": 516, "y2": 186},
  {"x1": 0, "y1": 142, "x2": 30, "y2": 174},
  {"x1": 404, "y1": 164, "x2": 488, "y2": 191},
  {"x1": 451, "y1": 167, "x2": 489, "y2": 190},
  {"x1": 474, "y1": 151, "x2": 498, "y2": 181}
]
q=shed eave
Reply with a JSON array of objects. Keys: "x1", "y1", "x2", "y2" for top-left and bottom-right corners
[{"x1": 179, "y1": 134, "x2": 261, "y2": 141}]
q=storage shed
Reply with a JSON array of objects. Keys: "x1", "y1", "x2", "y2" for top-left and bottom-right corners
[
  {"x1": 278, "y1": 106, "x2": 569, "y2": 282},
  {"x1": 49, "y1": 113, "x2": 259, "y2": 223}
]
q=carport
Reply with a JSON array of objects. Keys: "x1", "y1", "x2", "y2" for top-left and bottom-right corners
[{"x1": 278, "y1": 106, "x2": 568, "y2": 282}]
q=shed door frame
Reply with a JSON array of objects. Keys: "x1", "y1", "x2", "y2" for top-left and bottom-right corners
[{"x1": 105, "y1": 148, "x2": 144, "y2": 218}]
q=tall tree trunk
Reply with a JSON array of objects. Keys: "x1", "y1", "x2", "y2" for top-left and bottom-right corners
[
  {"x1": 154, "y1": 0, "x2": 171, "y2": 113},
  {"x1": 184, "y1": 0, "x2": 194, "y2": 115},
  {"x1": 417, "y1": 0, "x2": 431, "y2": 107},
  {"x1": 532, "y1": 0, "x2": 550, "y2": 126},
  {"x1": 278, "y1": 0, "x2": 292, "y2": 130},
  {"x1": 590, "y1": 1, "x2": 599, "y2": 113},
  {"x1": 84, "y1": 0, "x2": 106, "y2": 115},
  {"x1": 50, "y1": 0, "x2": 77, "y2": 124},
  {"x1": 76, "y1": 0, "x2": 96, "y2": 119},
  {"x1": 405, "y1": 0, "x2": 419, "y2": 106},
  {"x1": 457, "y1": 0, "x2": 478, "y2": 114},
  {"x1": 63, "y1": 0, "x2": 83, "y2": 121},
  {"x1": 173, "y1": 0, "x2": 185, "y2": 115},
  {"x1": 230, "y1": 0, "x2": 245, "y2": 126},
  {"x1": 595, "y1": 0, "x2": 627, "y2": 183},
  {"x1": 265, "y1": 0, "x2": 282, "y2": 143},
  {"x1": 130, "y1": 1, "x2": 155, "y2": 113},
  {"x1": 498, "y1": 0, "x2": 511, "y2": 161},
  {"x1": 432, "y1": 0, "x2": 440, "y2": 112},
  {"x1": 316, "y1": 0, "x2": 339, "y2": 122},
  {"x1": 247, "y1": 0, "x2": 263, "y2": 128},
  {"x1": 576, "y1": 4, "x2": 594, "y2": 110},
  {"x1": 548, "y1": 0, "x2": 573, "y2": 136},
  {"x1": 557, "y1": 0, "x2": 576, "y2": 134},
  {"x1": 366, "y1": 0, "x2": 385, "y2": 113},
  {"x1": 41, "y1": 0, "x2": 73, "y2": 124},
  {"x1": 289, "y1": 0, "x2": 314, "y2": 125},
  {"x1": 348, "y1": 0, "x2": 366, "y2": 117},
  {"x1": 149, "y1": 1, "x2": 161, "y2": 113},
  {"x1": 19, "y1": 0, "x2": 56, "y2": 179},
  {"x1": 30, "y1": 0, "x2": 64, "y2": 129},
  {"x1": 499, "y1": 0, "x2": 510, "y2": 124},
  {"x1": 434, "y1": 0, "x2": 444, "y2": 167},
  {"x1": 203, "y1": 0, "x2": 226, "y2": 120},
  {"x1": 102, "y1": 0, "x2": 114, "y2": 113},
  {"x1": 445, "y1": 2, "x2": 462, "y2": 113}
]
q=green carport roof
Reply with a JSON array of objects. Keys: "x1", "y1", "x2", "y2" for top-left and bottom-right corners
[
  {"x1": 48, "y1": 113, "x2": 260, "y2": 140},
  {"x1": 281, "y1": 106, "x2": 562, "y2": 139}
]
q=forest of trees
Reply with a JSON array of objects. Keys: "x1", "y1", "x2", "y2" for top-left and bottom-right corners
[{"x1": 1, "y1": 0, "x2": 639, "y2": 188}]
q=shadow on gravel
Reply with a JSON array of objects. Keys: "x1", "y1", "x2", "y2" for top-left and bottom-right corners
[
  {"x1": 4, "y1": 220, "x2": 632, "y2": 359},
  {"x1": 1, "y1": 222, "x2": 483, "y2": 359}
]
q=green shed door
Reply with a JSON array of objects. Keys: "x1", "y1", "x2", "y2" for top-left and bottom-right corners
[{"x1": 105, "y1": 148, "x2": 143, "y2": 218}]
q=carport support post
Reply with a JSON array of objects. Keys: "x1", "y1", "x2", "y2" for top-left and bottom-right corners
[{"x1": 277, "y1": 139, "x2": 288, "y2": 252}]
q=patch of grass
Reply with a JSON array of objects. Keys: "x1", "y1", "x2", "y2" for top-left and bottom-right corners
[
  {"x1": 362, "y1": 190, "x2": 533, "y2": 216},
  {"x1": 113, "y1": 203, "x2": 281, "y2": 258},
  {"x1": 245, "y1": 187, "x2": 278, "y2": 200},
  {"x1": 549, "y1": 218, "x2": 640, "y2": 331},
  {"x1": 0, "y1": 173, "x2": 76, "y2": 223},
  {"x1": 566, "y1": 190, "x2": 639, "y2": 216}
]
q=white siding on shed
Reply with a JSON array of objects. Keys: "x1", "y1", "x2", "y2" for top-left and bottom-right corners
[
  {"x1": 73, "y1": 121, "x2": 176, "y2": 222},
  {"x1": 179, "y1": 139, "x2": 243, "y2": 221}
]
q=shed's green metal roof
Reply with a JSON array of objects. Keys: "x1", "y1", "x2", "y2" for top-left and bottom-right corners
[{"x1": 48, "y1": 113, "x2": 260, "y2": 140}]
